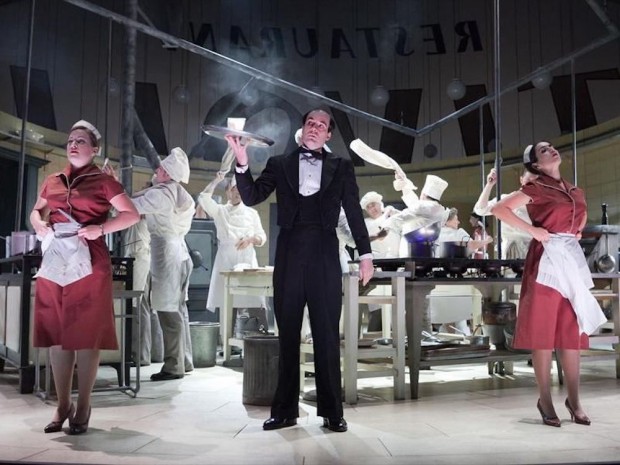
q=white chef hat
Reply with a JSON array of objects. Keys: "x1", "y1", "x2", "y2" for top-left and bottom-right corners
[
  {"x1": 360, "y1": 191, "x2": 383, "y2": 210},
  {"x1": 160, "y1": 147, "x2": 190, "y2": 183},
  {"x1": 523, "y1": 144, "x2": 534, "y2": 164},
  {"x1": 421, "y1": 174, "x2": 448, "y2": 201},
  {"x1": 294, "y1": 127, "x2": 332, "y2": 153},
  {"x1": 71, "y1": 119, "x2": 102, "y2": 156}
]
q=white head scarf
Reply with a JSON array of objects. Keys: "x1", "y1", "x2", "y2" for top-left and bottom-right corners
[
  {"x1": 160, "y1": 147, "x2": 190, "y2": 183},
  {"x1": 71, "y1": 120, "x2": 102, "y2": 156},
  {"x1": 523, "y1": 144, "x2": 534, "y2": 164},
  {"x1": 360, "y1": 191, "x2": 383, "y2": 210},
  {"x1": 421, "y1": 175, "x2": 448, "y2": 201}
]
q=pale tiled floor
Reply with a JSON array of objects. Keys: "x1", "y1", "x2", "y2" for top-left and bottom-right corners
[{"x1": 1, "y1": 353, "x2": 620, "y2": 465}]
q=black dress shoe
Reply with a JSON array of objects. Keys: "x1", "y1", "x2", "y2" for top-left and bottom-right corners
[
  {"x1": 150, "y1": 372, "x2": 184, "y2": 381},
  {"x1": 263, "y1": 417, "x2": 297, "y2": 430},
  {"x1": 322, "y1": 417, "x2": 348, "y2": 432}
]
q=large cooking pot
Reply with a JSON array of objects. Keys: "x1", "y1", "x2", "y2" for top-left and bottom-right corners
[
  {"x1": 404, "y1": 223, "x2": 440, "y2": 258},
  {"x1": 435, "y1": 241, "x2": 468, "y2": 259},
  {"x1": 482, "y1": 301, "x2": 516, "y2": 325}
]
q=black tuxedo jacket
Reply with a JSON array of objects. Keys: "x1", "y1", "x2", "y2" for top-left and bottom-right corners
[{"x1": 235, "y1": 147, "x2": 371, "y2": 256}]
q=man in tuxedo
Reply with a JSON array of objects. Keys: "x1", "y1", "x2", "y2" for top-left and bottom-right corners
[{"x1": 227, "y1": 108, "x2": 374, "y2": 432}]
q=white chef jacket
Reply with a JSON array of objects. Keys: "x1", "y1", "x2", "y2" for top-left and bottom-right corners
[
  {"x1": 131, "y1": 182, "x2": 195, "y2": 312},
  {"x1": 364, "y1": 206, "x2": 402, "y2": 259},
  {"x1": 198, "y1": 191, "x2": 267, "y2": 311}
]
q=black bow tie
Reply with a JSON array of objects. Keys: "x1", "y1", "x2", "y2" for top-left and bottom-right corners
[{"x1": 300, "y1": 148, "x2": 324, "y2": 162}]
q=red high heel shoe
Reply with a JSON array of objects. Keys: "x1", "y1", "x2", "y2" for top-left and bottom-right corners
[
  {"x1": 537, "y1": 399, "x2": 561, "y2": 427},
  {"x1": 565, "y1": 398, "x2": 591, "y2": 425},
  {"x1": 44, "y1": 403, "x2": 75, "y2": 433}
]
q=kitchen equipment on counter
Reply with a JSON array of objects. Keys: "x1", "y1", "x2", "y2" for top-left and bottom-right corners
[
  {"x1": 597, "y1": 232, "x2": 616, "y2": 273},
  {"x1": 482, "y1": 301, "x2": 517, "y2": 346},
  {"x1": 580, "y1": 224, "x2": 620, "y2": 274},
  {"x1": 5, "y1": 231, "x2": 38, "y2": 257},
  {"x1": 435, "y1": 241, "x2": 468, "y2": 259},
  {"x1": 404, "y1": 223, "x2": 440, "y2": 267}
]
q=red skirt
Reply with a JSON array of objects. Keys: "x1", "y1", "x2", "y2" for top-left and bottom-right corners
[
  {"x1": 513, "y1": 241, "x2": 589, "y2": 350},
  {"x1": 33, "y1": 238, "x2": 118, "y2": 350}
]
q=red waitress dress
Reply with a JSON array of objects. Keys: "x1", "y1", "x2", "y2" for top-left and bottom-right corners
[
  {"x1": 513, "y1": 173, "x2": 590, "y2": 350},
  {"x1": 33, "y1": 163, "x2": 125, "y2": 350}
]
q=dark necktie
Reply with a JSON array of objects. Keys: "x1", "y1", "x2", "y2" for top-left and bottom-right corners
[{"x1": 300, "y1": 148, "x2": 323, "y2": 164}]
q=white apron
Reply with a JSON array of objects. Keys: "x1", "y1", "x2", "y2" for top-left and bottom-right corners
[
  {"x1": 35, "y1": 215, "x2": 92, "y2": 287},
  {"x1": 198, "y1": 191, "x2": 267, "y2": 311}
]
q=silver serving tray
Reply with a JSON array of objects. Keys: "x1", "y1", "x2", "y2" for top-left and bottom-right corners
[{"x1": 201, "y1": 125, "x2": 274, "y2": 147}]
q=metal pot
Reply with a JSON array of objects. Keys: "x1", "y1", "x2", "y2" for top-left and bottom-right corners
[
  {"x1": 7, "y1": 231, "x2": 38, "y2": 256},
  {"x1": 469, "y1": 334, "x2": 490, "y2": 346},
  {"x1": 404, "y1": 223, "x2": 441, "y2": 258},
  {"x1": 435, "y1": 241, "x2": 468, "y2": 259},
  {"x1": 482, "y1": 301, "x2": 517, "y2": 325}
]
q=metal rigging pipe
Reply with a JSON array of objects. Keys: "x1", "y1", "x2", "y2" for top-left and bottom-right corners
[
  {"x1": 120, "y1": 0, "x2": 137, "y2": 195},
  {"x1": 15, "y1": 0, "x2": 36, "y2": 232},
  {"x1": 493, "y1": 0, "x2": 502, "y2": 259}
]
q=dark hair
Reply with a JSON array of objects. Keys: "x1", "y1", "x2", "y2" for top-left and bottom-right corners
[
  {"x1": 470, "y1": 212, "x2": 488, "y2": 227},
  {"x1": 71, "y1": 125, "x2": 99, "y2": 148},
  {"x1": 524, "y1": 141, "x2": 543, "y2": 175},
  {"x1": 302, "y1": 108, "x2": 335, "y2": 132}
]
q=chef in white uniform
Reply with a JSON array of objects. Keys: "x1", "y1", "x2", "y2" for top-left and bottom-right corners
[
  {"x1": 198, "y1": 172, "x2": 267, "y2": 313},
  {"x1": 360, "y1": 191, "x2": 401, "y2": 259},
  {"x1": 384, "y1": 174, "x2": 450, "y2": 257},
  {"x1": 131, "y1": 148, "x2": 195, "y2": 381}
]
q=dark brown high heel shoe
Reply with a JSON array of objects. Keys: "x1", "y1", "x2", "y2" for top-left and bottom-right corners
[
  {"x1": 68, "y1": 406, "x2": 91, "y2": 435},
  {"x1": 537, "y1": 399, "x2": 561, "y2": 427},
  {"x1": 44, "y1": 403, "x2": 75, "y2": 433},
  {"x1": 565, "y1": 398, "x2": 591, "y2": 425}
]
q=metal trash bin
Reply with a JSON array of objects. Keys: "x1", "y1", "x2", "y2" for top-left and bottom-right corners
[
  {"x1": 189, "y1": 322, "x2": 220, "y2": 368},
  {"x1": 242, "y1": 335, "x2": 279, "y2": 405}
]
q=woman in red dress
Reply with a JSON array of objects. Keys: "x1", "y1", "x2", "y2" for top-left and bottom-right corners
[
  {"x1": 30, "y1": 121, "x2": 139, "y2": 434},
  {"x1": 492, "y1": 142, "x2": 592, "y2": 427}
]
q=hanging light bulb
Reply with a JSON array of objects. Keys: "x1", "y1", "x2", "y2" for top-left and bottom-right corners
[
  {"x1": 370, "y1": 85, "x2": 390, "y2": 106},
  {"x1": 173, "y1": 84, "x2": 190, "y2": 104},
  {"x1": 446, "y1": 78, "x2": 466, "y2": 100},
  {"x1": 531, "y1": 70, "x2": 553, "y2": 90},
  {"x1": 423, "y1": 143, "x2": 438, "y2": 158}
]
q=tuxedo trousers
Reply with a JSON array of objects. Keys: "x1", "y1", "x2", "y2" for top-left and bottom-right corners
[{"x1": 270, "y1": 226, "x2": 344, "y2": 419}]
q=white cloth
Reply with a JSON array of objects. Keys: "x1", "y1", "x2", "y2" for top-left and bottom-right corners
[
  {"x1": 197, "y1": 191, "x2": 267, "y2": 311},
  {"x1": 35, "y1": 222, "x2": 93, "y2": 286},
  {"x1": 537, "y1": 234, "x2": 607, "y2": 335},
  {"x1": 365, "y1": 206, "x2": 401, "y2": 259},
  {"x1": 132, "y1": 181, "x2": 195, "y2": 312},
  {"x1": 336, "y1": 208, "x2": 356, "y2": 272}
]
